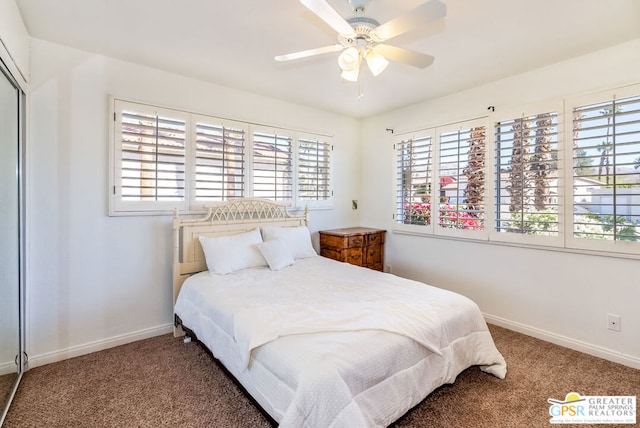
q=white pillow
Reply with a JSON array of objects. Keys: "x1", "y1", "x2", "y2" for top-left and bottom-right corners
[
  {"x1": 256, "y1": 239, "x2": 295, "y2": 271},
  {"x1": 261, "y1": 225, "x2": 317, "y2": 259},
  {"x1": 199, "y1": 228, "x2": 266, "y2": 275}
]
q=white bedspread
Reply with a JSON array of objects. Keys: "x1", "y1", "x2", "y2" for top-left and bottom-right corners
[{"x1": 175, "y1": 256, "x2": 506, "y2": 427}]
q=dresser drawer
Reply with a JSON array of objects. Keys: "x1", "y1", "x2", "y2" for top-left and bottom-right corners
[
  {"x1": 320, "y1": 248, "x2": 343, "y2": 261},
  {"x1": 345, "y1": 248, "x2": 364, "y2": 264},
  {"x1": 365, "y1": 245, "x2": 383, "y2": 266},
  {"x1": 348, "y1": 235, "x2": 365, "y2": 248},
  {"x1": 320, "y1": 234, "x2": 347, "y2": 250},
  {"x1": 366, "y1": 232, "x2": 384, "y2": 246}
]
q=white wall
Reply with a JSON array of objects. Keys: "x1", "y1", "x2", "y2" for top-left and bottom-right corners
[
  {"x1": 27, "y1": 38, "x2": 361, "y2": 366},
  {"x1": 360, "y1": 39, "x2": 640, "y2": 368}
]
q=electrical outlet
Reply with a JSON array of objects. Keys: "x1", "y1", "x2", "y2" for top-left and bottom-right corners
[
  {"x1": 384, "y1": 264, "x2": 391, "y2": 273},
  {"x1": 607, "y1": 314, "x2": 621, "y2": 332}
]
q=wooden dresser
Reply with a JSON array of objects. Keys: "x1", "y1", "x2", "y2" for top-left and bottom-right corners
[{"x1": 319, "y1": 227, "x2": 385, "y2": 271}]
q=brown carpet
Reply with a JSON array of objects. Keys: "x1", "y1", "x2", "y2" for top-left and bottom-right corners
[
  {"x1": 1, "y1": 373, "x2": 18, "y2": 405},
  {"x1": 4, "y1": 325, "x2": 639, "y2": 428}
]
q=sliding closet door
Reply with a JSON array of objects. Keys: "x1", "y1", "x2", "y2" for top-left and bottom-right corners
[{"x1": 0, "y1": 60, "x2": 24, "y2": 423}]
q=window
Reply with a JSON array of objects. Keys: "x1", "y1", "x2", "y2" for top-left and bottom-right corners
[
  {"x1": 193, "y1": 117, "x2": 246, "y2": 202},
  {"x1": 493, "y1": 109, "x2": 560, "y2": 244},
  {"x1": 110, "y1": 98, "x2": 332, "y2": 215},
  {"x1": 395, "y1": 120, "x2": 487, "y2": 237},
  {"x1": 298, "y1": 135, "x2": 332, "y2": 203},
  {"x1": 392, "y1": 84, "x2": 640, "y2": 257},
  {"x1": 438, "y1": 123, "x2": 486, "y2": 233},
  {"x1": 570, "y1": 90, "x2": 640, "y2": 251},
  {"x1": 395, "y1": 133, "x2": 434, "y2": 228},
  {"x1": 113, "y1": 101, "x2": 189, "y2": 213},
  {"x1": 252, "y1": 128, "x2": 293, "y2": 201}
]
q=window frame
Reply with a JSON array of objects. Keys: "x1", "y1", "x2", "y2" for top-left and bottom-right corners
[
  {"x1": 393, "y1": 118, "x2": 491, "y2": 240},
  {"x1": 189, "y1": 114, "x2": 248, "y2": 209},
  {"x1": 434, "y1": 119, "x2": 489, "y2": 241},
  {"x1": 296, "y1": 132, "x2": 334, "y2": 209},
  {"x1": 109, "y1": 97, "x2": 333, "y2": 216},
  {"x1": 250, "y1": 125, "x2": 295, "y2": 203},
  {"x1": 488, "y1": 101, "x2": 565, "y2": 248},
  {"x1": 565, "y1": 85, "x2": 640, "y2": 256},
  {"x1": 393, "y1": 87, "x2": 640, "y2": 258},
  {"x1": 393, "y1": 129, "x2": 436, "y2": 235},
  {"x1": 110, "y1": 99, "x2": 190, "y2": 214}
]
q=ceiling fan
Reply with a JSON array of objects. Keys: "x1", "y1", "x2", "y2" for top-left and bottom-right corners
[{"x1": 275, "y1": 0, "x2": 446, "y2": 82}]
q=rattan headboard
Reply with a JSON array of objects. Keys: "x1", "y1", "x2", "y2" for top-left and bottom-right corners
[{"x1": 172, "y1": 198, "x2": 308, "y2": 318}]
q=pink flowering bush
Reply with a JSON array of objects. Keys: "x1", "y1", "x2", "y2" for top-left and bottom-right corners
[
  {"x1": 404, "y1": 203, "x2": 431, "y2": 225},
  {"x1": 404, "y1": 203, "x2": 483, "y2": 231}
]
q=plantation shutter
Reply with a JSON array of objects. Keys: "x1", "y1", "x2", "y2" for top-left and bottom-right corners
[
  {"x1": 252, "y1": 128, "x2": 293, "y2": 201},
  {"x1": 494, "y1": 111, "x2": 559, "y2": 236},
  {"x1": 572, "y1": 94, "x2": 640, "y2": 242},
  {"x1": 395, "y1": 134, "x2": 433, "y2": 226},
  {"x1": 193, "y1": 117, "x2": 246, "y2": 202},
  {"x1": 298, "y1": 135, "x2": 331, "y2": 202},
  {"x1": 438, "y1": 126, "x2": 486, "y2": 231},
  {"x1": 115, "y1": 100, "x2": 188, "y2": 212}
]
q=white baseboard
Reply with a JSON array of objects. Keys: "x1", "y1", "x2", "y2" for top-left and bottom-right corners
[
  {"x1": 24, "y1": 318, "x2": 640, "y2": 371},
  {"x1": 0, "y1": 361, "x2": 18, "y2": 376},
  {"x1": 27, "y1": 323, "x2": 173, "y2": 369},
  {"x1": 484, "y1": 314, "x2": 640, "y2": 370}
]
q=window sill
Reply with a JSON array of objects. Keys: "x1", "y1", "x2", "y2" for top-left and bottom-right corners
[{"x1": 392, "y1": 228, "x2": 640, "y2": 261}]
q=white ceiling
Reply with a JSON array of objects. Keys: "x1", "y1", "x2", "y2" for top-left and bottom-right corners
[{"x1": 15, "y1": 0, "x2": 640, "y2": 118}]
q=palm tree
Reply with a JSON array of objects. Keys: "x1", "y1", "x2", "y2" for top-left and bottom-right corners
[
  {"x1": 575, "y1": 148, "x2": 595, "y2": 176},
  {"x1": 598, "y1": 106, "x2": 621, "y2": 185},
  {"x1": 463, "y1": 126, "x2": 485, "y2": 217},
  {"x1": 572, "y1": 110, "x2": 595, "y2": 176},
  {"x1": 531, "y1": 113, "x2": 553, "y2": 210},
  {"x1": 597, "y1": 141, "x2": 612, "y2": 184},
  {"x1": 508, "y1": 119, "x2": 532, "y2": 214}
]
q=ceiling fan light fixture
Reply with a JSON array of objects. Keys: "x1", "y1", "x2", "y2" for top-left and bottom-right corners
[
  {"x1": 340, "y1": 67, "x2": 360, "y2": 82},
  {"x1": 338, "y1": 46, "x2": 360, "y2": 71},
  {"x1": 364, "y1": 49, "x2": 389, "y2": 76}
]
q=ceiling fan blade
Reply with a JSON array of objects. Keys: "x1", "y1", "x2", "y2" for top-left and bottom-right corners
[
  {"x1": 372, "y1": 0, "x2": 447, "y2": 42},
  {"x1": 300, "y1": 0, "x2": 354, "y2": 35},
  {"x1": 275, "y1": 44, "x2": 345, "y2": 62},
  {"x1": 374, "y1": 44, "x2": 435, "y2": 68}
]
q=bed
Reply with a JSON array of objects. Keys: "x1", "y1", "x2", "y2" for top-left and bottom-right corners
[{"x1": 172, "y1": 198, "x2": 506, "y2": 427}]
